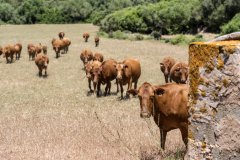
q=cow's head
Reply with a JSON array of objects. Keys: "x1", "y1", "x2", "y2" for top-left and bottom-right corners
[
  {"x1": 128, "y1": 82, "x2": 165, "y2": 118},
  {"x1": 85, "y1": 61, "x2": 93, "y2": 79},
  {"x1": 115, "y1": 62, "x2": 127, "y2": 81},
  {"x1": 174, "y1": 65, "x2": 189, "y2": 84},
  {"x1": 92, "y1": 62, "x2": 102, "y2": 84},
  {"x1": 160, "y1": 62, "x2": 171, "y2": 76},
  {"x1": 81, "y1": 50, "x2": 93, "y2": 64}
]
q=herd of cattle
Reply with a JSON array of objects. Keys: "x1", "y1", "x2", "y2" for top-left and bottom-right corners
[{"x1": 0, "y1": 31, "x2": 189, "y2": 150}]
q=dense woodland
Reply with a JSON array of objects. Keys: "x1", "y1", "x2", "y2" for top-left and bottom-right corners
[{"x1": 0, "y1": 0, "x2": 240, "y2": 34}]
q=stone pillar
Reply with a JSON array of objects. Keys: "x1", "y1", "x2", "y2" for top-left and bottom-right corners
[{"x1": 186, "y1": 41, "x2": 240, "y2": 159}]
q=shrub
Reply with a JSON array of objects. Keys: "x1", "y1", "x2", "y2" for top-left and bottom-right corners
[
  {"x1": 221, "y1": 13, "x2": 240, "y2": 34},
  {"x1": 109, "y1": 30, "x2": 128, "y2": 40},
  {"x1": 151, "y1": 31, "x2": 161, "y2": 40},
  {"x1": 134, "y1": 34, "x2": 144, "y2": 40}
]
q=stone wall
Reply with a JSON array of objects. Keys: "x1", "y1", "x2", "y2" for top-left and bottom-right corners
[{"x1": 186, "y1": 41, "x2": 240, "y2": 159}]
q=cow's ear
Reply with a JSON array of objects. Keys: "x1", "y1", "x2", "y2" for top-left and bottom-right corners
[
  {"x1": 154, "y1": 87, "x2": 165, "y2": 96},
  {"x1": 124, "y1": 64, "x2": 128, "y2": 68},
  {"x1": 160, "y1": 63, "x2": 164, "y2": 66},
  {"x1": 127, "y1": 89, "x2": 138, "y2": 96}
]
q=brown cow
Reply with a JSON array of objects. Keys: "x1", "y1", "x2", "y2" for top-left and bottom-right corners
[
  {"x1": 62, "y1": 37, "x2": 71, "y2": 54},
  {"x1": 3, "y1": 45, "x2": 16, "y2": 63},
  {"x1": 58, "y1": 32, "x2": 65, "y2": 39},
  {"x1": 42, "y1": 45, "x2": 47, "y2": 54},
  {"x1": 83, "y1": 32, "x2": 90, "y2": 42},
  {"x1": 160, "y1": 57, "x2": 176, "y2": 83},
  {"x1": 35, "y1": 43, "x2": 42, "y2": 54},
  {"x1": 91, "y1": 60, "x2": 103, "y2": 95},
  {"x1": 170, "y1": 62, "x2": 189, "y2": 84},
  {"x1": 35, "y1": 53, "x2": 49, "y2": 77},
  {"x1": 14, "y1": 43, "x2": 22, "y2": 60},
  {"x1": 95, "y1": 36, "x2": 100, "y2": 47},
  {"x1": 128, "y1": 82, "x2": 189, "y2": 150},
  {"x1": 27, "y1": 43, "x2": 36, "y2": 60},
  {"x1": 93, "y1": 52, "x2": 104, "y2": 62},
  {"x1": 115, "y1": 59, "x2": 141, "y2": 99},
  {"x1": 80, "y1": 49, "x2": 93, "y2": 66},
  {"x1": 52, "y1": 38, "x2": 66, "y2": 58},
  {"x1": 92, "y1": 59, "x2": 119, "y2": 96},
  {"x1": 85, "y1": 61, "x2": 94, "y2": 93}
]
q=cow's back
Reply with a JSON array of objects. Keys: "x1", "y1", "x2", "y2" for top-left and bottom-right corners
[
  {"x1": 101, "y1": 59, "x2": 117, "y2": 81},
  {"x1": 124, "y1": 59, "x2": 141, "y2": 82},
  {"x1": 154, "y1": 83, "x2": 189, "y2": 119}
]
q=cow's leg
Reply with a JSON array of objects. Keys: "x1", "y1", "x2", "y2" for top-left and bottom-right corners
[
  {"x1": 97, "y1": 82, "x2": 101, "y2": 97},
  {"x1": 165, "y1": 75, "x2": 168, "y2": 83},
  {"x1": 10, "y1": 54, "x2": 14, "y2": 63},
  {"x1": 180, "y1": 126, "x2": 188, "y2": 149},
  {"x1": 45, "y1": 68, "x2": 47, "y2": 76},
  {"x1": 126, "y1": 78, "x2": 133, "y2": 98},
  {"x1": 169, "y1": 76, "x2": 172, "y2": 83},
  {"x1": 6, "y1": 57, "x2": 9, "y2": 63},
  {"x1": 108, "y1": 82, "x2": 111, "y2": 95},
  {"x1": 88, "y1": 79, "x2": 93, "y2": 92},
  {"x1": 134, "y1": 80, "x2": 138, "y2": 89},
  {"x1": 116, "y1": 79, "x2": 119, "y2": 93},
  {"x1": 93, "y1": 82, "x2": 97, "y2": 95},
  {"x1": 120, "y1": 82, "x2": 124, "y2": 99},
  {"x1": 39, "y1": 68, "x2": 42, "y2": 77},
  {"x1": 104, "y1": 82, "x2": 108, "y2": 96},
  {"x1": 160, "y1": 129, "x2": 167, "y2": 150}
]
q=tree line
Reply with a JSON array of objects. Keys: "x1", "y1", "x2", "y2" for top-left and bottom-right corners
[{"x1": 0, "y1": 0, "x2": 239, "y2": 34}]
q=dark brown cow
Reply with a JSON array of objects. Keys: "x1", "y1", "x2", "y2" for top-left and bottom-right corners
[
  {"x1": 128, "y1": 82, "x2": 189, "y2": 150},
  {"x1": 42, "y1": 45, "x2": 47, "y2": 54},
  {"x1": 35, "y1": 53, "x2": 49, "y2": 77},
  {"x1": 95, "y1": 36, "x2": 100, "y2": 47},
  {"x1": 160, "y1": 57, "x2": 176, "y2": 83},
  {"x1": 3, "y1": 45, "x2": 16, "y2": 63},
  {"x1": 14, "y1": 43, "x2": 22, "y2": 60},
  {"x1": 115, "y1": 59, "x2": 141, "y2": 99},
  {"x1": 170, "y1": 62, "x2": 189, "y2": 84},
  {"x1": 0, "y1": 46, "x2": 3, "y2": 56},
  {"x1": 85, "y1": 61, "x2": 94, "y2": 92},
  {"x1": 52, "y1": 38, "x2": 66, "y2": 58},
  {"x1": 27, "y1": 44, "x2": 36, "y2": 60},
  {"x1": 93, "y1": 52, "x2": 104, "y2": 62},
  {"x1": 58, "y1": 32, "x2": 65, "y2": 39},
  {"x1": 83, "y1": 32, "x2": 90, "y2": 42},
  {"x1": 80, "y1": 49, "x2": 93, "y2": 66}
]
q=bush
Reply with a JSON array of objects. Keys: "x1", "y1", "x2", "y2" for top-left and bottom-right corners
[
  {"x1": 109, "y1": 30, "x2": 129, "y2": 40},
  {"x1": 169, "y1": 34, "x2": 204, "y2": 45},
  {"x1": 151, "y1": 31, "x2": 161, "y2": 40},
  {"x1": 221, "y1": 13, "x2": 240, "y2": 34},
  {"x1": 134, "y1": 34, "x2": 144, "y2": 40}
]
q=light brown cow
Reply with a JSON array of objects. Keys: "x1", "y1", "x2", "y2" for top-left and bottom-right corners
[
  {"x1": 27, "y1": 43, "x2": 36, "y2": 60},
  {"x1": 58, "y1": 32, "x2": 65, "y2": 39},
  {"x1": 93, "y1": 52, "x2": 104, "y2": 62},
  {"x1": 115, "y1": 59, "x2": 141, "y2": 99},
  {"x1": 52, "y1": 38, "x2": 66, "y2": 58},
  {"x1": 83, "y1": 32, "x2": 90, "y2": 42},
  {"x1": 128, "y1": 82, "x2": 189, "y2": 150},
  {"x1": 85, "y1": 61, "x2": 94, "y2": 93},
  {"x1": 35, "y1": 53, "x2": 49, "y2": 77},
  {"x1": 160, "y1": 57, "x2": 176, "y2": 83},
  {"x1": 14, "y1": 43, "x2": 22, "y2": 60},
  {"x1": 95, "y1": 36, "x2": 100, "y2": 47},
  {"x1": 170, "y1": 62, "x2": 189, "y2": 84},
  {"x1": 35, "y1": 43, "x2": 42, "y2": 54},
  {"x1": 80, "y1": 49, "x2": 93, "y2": 66},
  {"x1": 62, "y1": 37, "x2": 71, "y2": 54},
  {"x1": 91, "y1": 60, "x2": 103, "y2": 95},
  {"x1": 92, "y1": 59, "x2": 119, "y2": 96},
  {"x1": 3, "y1": 45, "x2": 16, "y2": 63}
]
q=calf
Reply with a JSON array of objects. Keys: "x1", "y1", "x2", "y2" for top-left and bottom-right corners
[
  {"x1": 35, "y1": 53, "x2": 49, "y2": 77},
  {"x1": 58, "y1": 32, "x2": 65, "y2": 39},
  {"x1": 93, "y1": 52, "x2": 104, "y2": 62},
  {"x1": 95, "y1": 36, "x2": 100, "y2": 47},
  {"x1": 80, "y1": 49, "x2": 93, "y2": 66},
  {"x1": 128, "y1": 82, "x2": 189, "y2": 150},
  {"x1": 170, "y1": 62, "x2": 188, "y2": 84},
  {"x1": 160, "y1": 57, "x2": 176, "y2": 83},
  {"x1": 3, "y1": 45, "x2": 16, "y2": 63},
  {"x1": 115, "y1": 59, "x2": 141, "y2": 99},
  {"x1": 83, "y1": 32, "x2": 90, "y2": 42},
  {"x1": 14, "y1": 43, "x2": 22, "y2": 60}
]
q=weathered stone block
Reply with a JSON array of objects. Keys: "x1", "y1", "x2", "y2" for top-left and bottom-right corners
[{"x1": 186, "y1": 41, "x2": 240, "y2": 160}]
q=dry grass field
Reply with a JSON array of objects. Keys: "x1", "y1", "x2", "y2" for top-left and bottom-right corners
[{"x1": 0, "y1": 24, "x2": 188, "y2": 160}]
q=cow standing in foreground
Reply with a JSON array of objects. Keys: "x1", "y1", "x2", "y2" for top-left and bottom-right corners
[
  {"x1": 115, "y1": 59, "x2": 141, "y2": 99},
  {"x1": 128, "y1": 82, "x2": 189, "y2": 150},
  {"x1": 170, "y1": 62, "x2": 189, "y2": 84},
  {"x1": 95, "y1": 36, "x2": 100, "y2": 47},
  {"x1": 160, "y1": 57, "x2": 176, "y2": 83},
  {"x1": 83, "y1": 33, "x2": 90, "y2": 42},
  {"x1": 35, "y1": 53, "x2": 49, "y2": 77},
  {"x1": 3, "y1": 45, "x2": 15, "y2": 63}
]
